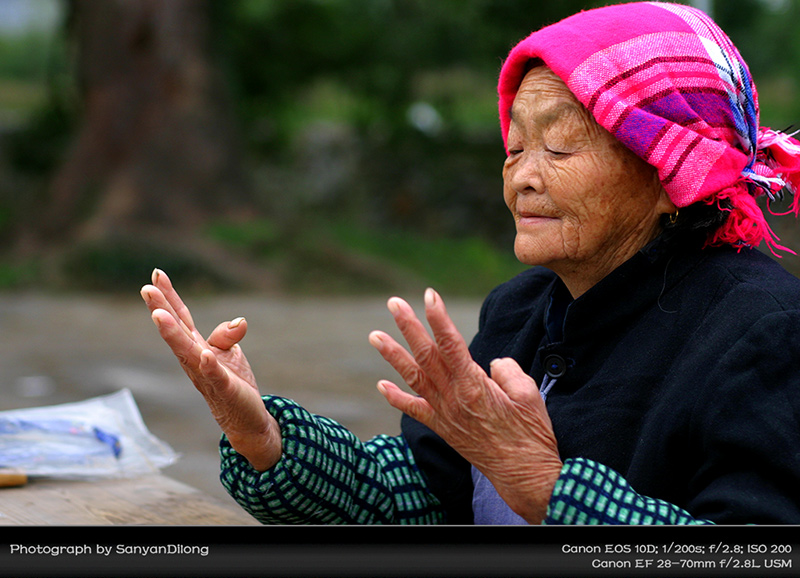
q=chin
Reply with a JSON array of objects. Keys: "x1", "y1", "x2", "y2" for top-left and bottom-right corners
[{"x1": 514, "y1": 238, "x2": 559, "y2": 268}]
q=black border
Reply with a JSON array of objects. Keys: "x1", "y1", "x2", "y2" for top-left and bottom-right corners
[{"x1": 1, "y1": 524, "x2": 798, "y2": 577}]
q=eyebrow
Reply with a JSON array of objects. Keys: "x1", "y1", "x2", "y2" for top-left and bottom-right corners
[{"x1": 509, "y1": 100, "x2": 585, "y2": 129}]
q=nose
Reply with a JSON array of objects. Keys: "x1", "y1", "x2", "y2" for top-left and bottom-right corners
[{"x1": 505, "y1": 152, "x2": 544, "y2": 197}]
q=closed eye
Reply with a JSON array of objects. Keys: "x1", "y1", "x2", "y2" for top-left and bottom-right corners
[{"x1": 546, "y1": 148, "x2": 571, "y2": 158}]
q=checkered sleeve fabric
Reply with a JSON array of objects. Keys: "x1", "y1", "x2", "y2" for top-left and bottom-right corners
[
  {"x1": 544, "y1": 458, "x2": 714, "y2": 525},
  {"x1": 219, "y1": 396, "x2": 445, "y2": 524}
]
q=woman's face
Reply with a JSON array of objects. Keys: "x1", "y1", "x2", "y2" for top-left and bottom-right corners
[{"x1": 503, "y1": 66, "x2": 675, "y2": 297}]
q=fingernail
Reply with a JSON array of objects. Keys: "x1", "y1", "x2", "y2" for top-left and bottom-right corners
[
  {"x1": 152, "y1": 313, "x2": 162, "y2": 329},
  {"x1": 141, "y1": 288, "x2": 152, "y2": 303},
  {"x1": 368, "y1": 331, "x2": 384, "y2": 350},
  {"x1": 377, "y1": 381, "x2": 388, "y2": 395},
  {"x1": 228, "y1": 317, "x2": 245, "y2": 329},
  {"x1": 387, "y1": 298, "x2": 402, "y2": 316},
  {"x1": 152, "y1": 268, "x2": 162, "y2": 284},
  {"x1": 490, "y1": 357, "x2": 509, "y2": 368},
  {"x1": 424, "y1": 288, "x2": 437, "y2": 308},
  {"x1": 199, "y1": 351, "x2": 213, "y2": 374}
]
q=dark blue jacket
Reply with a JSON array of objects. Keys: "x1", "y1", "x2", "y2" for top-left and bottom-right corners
[{"x1": 403, "y1": 238, "x2": 800, "y2": 524}]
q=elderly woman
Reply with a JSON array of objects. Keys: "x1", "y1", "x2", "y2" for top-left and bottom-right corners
[{"x1": 141, "y1": 2, "x2": 800, "y2": 524}]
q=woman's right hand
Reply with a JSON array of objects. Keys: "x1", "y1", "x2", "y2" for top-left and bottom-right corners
[{"x1": 140, "y1": 269, "x2": 281, "y2": 472}]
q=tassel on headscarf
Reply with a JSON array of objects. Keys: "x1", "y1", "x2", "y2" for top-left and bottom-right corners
[
  {"x1": 753, "y1": 128, "x2": 800, "y2": 201},
  {"x1": 708, "y1": 128, "x2": 800, "y2": 255},
  {"x1": 705, "y1": 183, "x2": 791, "y2": 255}
]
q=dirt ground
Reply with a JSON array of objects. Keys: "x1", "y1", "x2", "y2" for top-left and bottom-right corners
[{"x1": 0, "y1": 290, "x2": 480, "y2": 508}]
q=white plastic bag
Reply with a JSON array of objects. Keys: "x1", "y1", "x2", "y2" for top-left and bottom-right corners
[{"x1": 0, "y1": 388, "x2": 178, "y2": 479}]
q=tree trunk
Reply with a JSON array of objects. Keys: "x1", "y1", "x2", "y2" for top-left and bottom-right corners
[{"x1": 38, "y1": 0, "x2": 251, "y2": 245}]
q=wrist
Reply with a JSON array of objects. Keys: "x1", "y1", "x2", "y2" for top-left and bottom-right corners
[
  {"x1": 226, "y1": 416, "x2": 282, "y2": 472},
  {"x1": 501, "y1": 458, "x2": 563, "y2": 524}
]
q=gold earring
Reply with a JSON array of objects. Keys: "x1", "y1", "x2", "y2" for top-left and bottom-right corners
[{"x1": 668, "y1": 210, "x2": 679, "y2": 225}]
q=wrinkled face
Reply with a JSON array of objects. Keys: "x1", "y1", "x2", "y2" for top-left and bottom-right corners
[{"x1": 503, "y1": 66, "x2": 675, "y2": 297}]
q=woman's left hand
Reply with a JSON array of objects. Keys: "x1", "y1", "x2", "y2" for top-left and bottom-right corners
[{"x1": 369, "y1": 288, "x2": 562, "y2": 524}]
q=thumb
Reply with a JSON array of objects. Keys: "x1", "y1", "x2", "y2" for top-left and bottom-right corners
[
  {"x1": 207, "y1": 317, "x2": 248, "y2": 351},
  {"x1": 489, "y1": 357, "x2": 540, "y2": 404}
]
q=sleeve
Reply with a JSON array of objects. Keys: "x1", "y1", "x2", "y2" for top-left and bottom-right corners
[
  {"x1": 544, "y1": 458, "x2": 714, "y2": 525},
  {"x1": 219, "y1": 396, "x2": 445, "y2": 525}
]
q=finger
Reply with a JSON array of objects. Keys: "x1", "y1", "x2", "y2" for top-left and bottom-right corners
[
  {"x1": 386, "y1": 297, "x2": 449, "y2": 384},
  {"x1": 151, "y1": 308, "x2": 205, "y2": 375},
  {"x1": 151, "y1": 268, "x2": 198, "y2": 333},
  {"x1": 369, "y1": 330, "x2": 436, "y2": 399},
  {"x1": 424, "y1": 288, "x2": 474, "y2": 374},
  {"x1": 489, "y1": 357, "x2": 540, "y2": 404},
  {"x1": 199, "y1": 348, "x2": 232, "y2": 394},
  {"x1": 207, "y1": 317, "x2": 248, "y2": 351},
  {"x1": 140, "y1": 284, "x2": 165, "y2": 313},
  {"x1": 377, "y1": 380, "x2": 435, "y2": 424},
  {"x1": 141, "y1": 284, "x2": 195, "y2": 339}
]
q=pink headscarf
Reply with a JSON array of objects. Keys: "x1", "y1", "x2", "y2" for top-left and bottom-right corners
[{"x1": 499, "y1": 1, "x2": 800, "y2": 254}]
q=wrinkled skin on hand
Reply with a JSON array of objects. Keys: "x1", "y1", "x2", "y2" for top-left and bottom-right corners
[
  {"x1": 370, "y1": 288, "x2": 562, "y2": 524},
  {"x1": 141, "y1": 270, "x2": 561, "y2": 522},
  {"x1": 141, "y1": 269, "x2": 281, "y2": 471}
]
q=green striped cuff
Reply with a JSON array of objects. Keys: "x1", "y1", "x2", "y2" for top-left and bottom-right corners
[
  {"x1": 545, "y1": 458, "x2": 713, "y2": 525},
  {"x1": 219, "y1": 396, "x2": 444, "y2": 525}
]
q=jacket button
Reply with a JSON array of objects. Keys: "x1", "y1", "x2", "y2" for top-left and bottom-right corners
[{"x1": 544, "y1": 354, "x2": 567, "y2": 378}]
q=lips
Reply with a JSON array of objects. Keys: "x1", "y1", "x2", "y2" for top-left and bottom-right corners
[
  {"x1": 517, "y1": 209, "x2": 557, "y2": 225},
  {"x1": 519, "y1": 210, "x2": 548, "y2": 218}
]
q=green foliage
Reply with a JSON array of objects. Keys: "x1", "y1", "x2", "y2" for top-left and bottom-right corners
[
  {"x1": 324, "y1": 218, "x2": 527, "y2": 296},
  {"x1": 208, "y1": 0, "x2": 800, "y2": 146},
  {"x1": 200, "y1": 0, "x2": 800, "y2": 295},
  {"x1": 716, "y1": 0, "x2": 800, "y2": 128},
  {"x1": 206, "y1": 219, "x2": 282, "y2": 252},
  {"x1": 0, "y1": 30, "x2": 53, "y2": 83},
  {"x1": 2, "y1": 0, "x2": 800, "y2": 294},
  {"x1": 0, "y1": 3, "x2": 74, "y2": 241},
  {"x1": 0, "y1": 258, "x2": 39, "y2": 289},
  {"x1": 207, "y1": 215, "x2": 527, "y2": 296},
  {"x1": 62, "y1": 240, "x2": 227, "y2": 293},
  {"x1": 0, "y1": 13, "x2": 71, "y2": 124},
  {"x1": 211, "y1": 0, "x2": 595, "y2": 145},
  {"x1": 6, "y1": 99, "x2": 74, "y2": 175}
]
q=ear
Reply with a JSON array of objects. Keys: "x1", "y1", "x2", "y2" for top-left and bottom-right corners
[
  {"x1": 651, "y1": 170, "x2": 677, "y2": 215},
  {"x1": 656, "y1": 186, "x2": 677, "y2": 215}
]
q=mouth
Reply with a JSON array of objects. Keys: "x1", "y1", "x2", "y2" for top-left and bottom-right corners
[{"x1": 517, "y1": 210, "x2": 557, "y2": 226}]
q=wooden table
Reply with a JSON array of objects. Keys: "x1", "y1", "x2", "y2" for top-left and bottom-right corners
[{"x1": 0, "y1": 473, "x2": 260, "y2": 525}]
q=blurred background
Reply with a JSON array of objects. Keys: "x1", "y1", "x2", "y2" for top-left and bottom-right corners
[{"x1": 0, "y1": 0, "x2": 798, "y2": 505}]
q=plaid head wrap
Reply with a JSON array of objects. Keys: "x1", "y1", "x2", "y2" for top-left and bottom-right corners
[{"x1": 499, "y1": 1, "x2": 800, "y2": 254}]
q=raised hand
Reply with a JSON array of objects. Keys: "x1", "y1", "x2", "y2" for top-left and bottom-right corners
[
  {"x1": 369, "y1": 288, "x2": 562, "y2": 524},
  {"x1": 140, "y1": 269, "x2": 281, "y2": 471}
]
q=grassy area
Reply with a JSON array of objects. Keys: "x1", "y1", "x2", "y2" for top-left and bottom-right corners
[
  {"x1": 0, "y1": 215, "x2": 526, "y2": 295},
  {"x1": 60, "y1": 241, "x2": 227, "y2": 293},
  {"x1": 0, "y1": 79, "x2": 47, "y2": 121},
  {"x1": 323, "y1": 219, "x2": 525, "y2": 296},
  {"x1": 208, "y1": 216, "x2": 527, "y2": 296},
  {"x1": 0, "y1": 258, "x2": 39, "y2": 289},
  {"x1": 0, "y1": 24, "x2": 63, "y2": 124}
]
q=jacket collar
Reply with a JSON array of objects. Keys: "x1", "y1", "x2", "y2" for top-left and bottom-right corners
[{"x1": 551, "y1": 234, "x2": 708, "y2": 346}]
